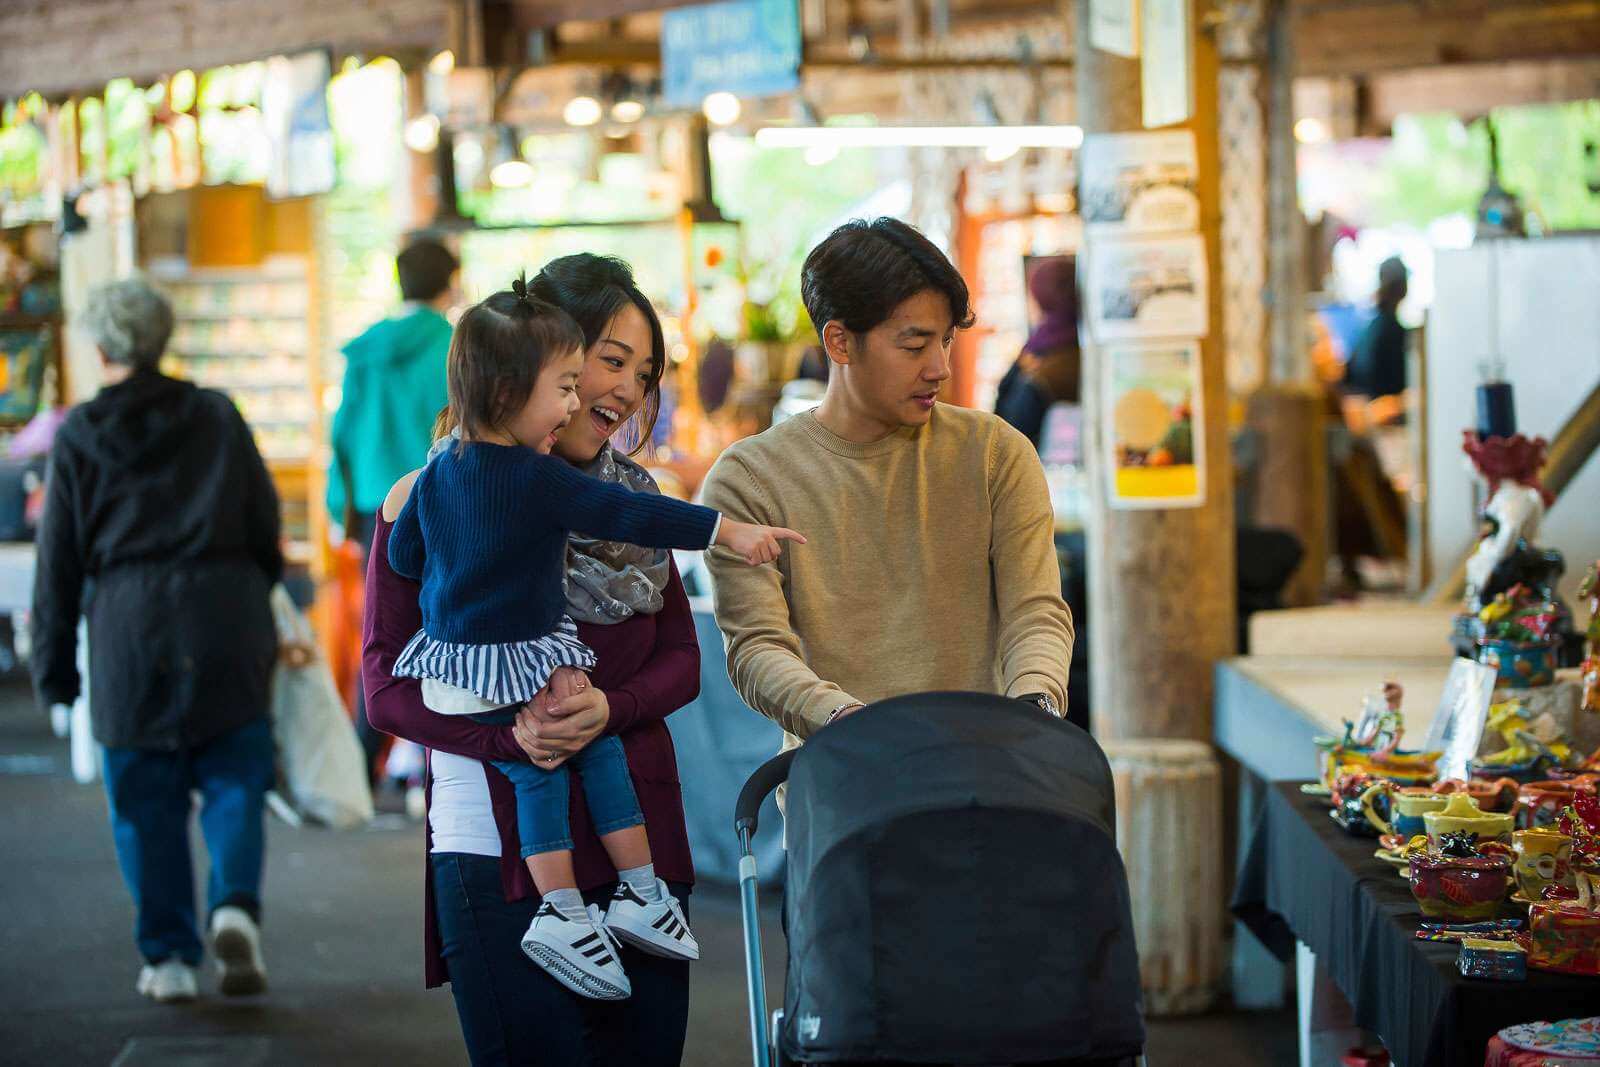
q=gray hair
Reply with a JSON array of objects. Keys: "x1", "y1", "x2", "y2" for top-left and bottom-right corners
[{"x1": 83, "y1": 278, "x2": 174, "y2": 371}]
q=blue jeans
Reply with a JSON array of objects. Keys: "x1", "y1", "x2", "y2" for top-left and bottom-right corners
[
  {"x1": 101, "y1": 716, "x2": 275, "y2": 965},
  {"x1": 432, "y1": 853, "x2": 691, "y2": 1066},
  {"x1": 472, "y1": 712, "x2": 644, "y2": 857}
]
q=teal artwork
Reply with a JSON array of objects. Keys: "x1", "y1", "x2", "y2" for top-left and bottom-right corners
[
  {"x1": 661, "y1": 0, "x2": 801, "y2": 107},
  {"x1": 0, "y1": 324, "x2": 50, "y2": 422}
]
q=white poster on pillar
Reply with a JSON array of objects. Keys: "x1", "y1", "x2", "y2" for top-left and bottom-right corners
[
  {"x1": 1140, "y1": 0, "x2": 1193, "y2": 128},
  {"x1": 1090, "y1": 0, "x2": 1139, "y2": 57},
  {"x1": 1084, "y1": 233, "x2": 1209, "y2": 341},
  {"x1": 1080, "y1": 130, "x2": 1199, "y2": 235}
]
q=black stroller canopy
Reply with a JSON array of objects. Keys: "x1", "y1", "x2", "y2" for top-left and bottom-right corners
[{"x1": 780, "y1": 692, "x2": 1145, "y2": 1065}]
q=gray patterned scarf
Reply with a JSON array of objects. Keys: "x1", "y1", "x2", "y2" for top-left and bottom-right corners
[
  {"x1": 425, "y1": 432, "x2": 672, "y2": 625},
  {"x1": 564, "y1": 444, "x2": 672, "y2": 624}
]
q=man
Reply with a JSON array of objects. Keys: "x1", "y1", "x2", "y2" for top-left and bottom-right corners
[
  {"x1": 702, "y1": 217, "x2": 1074, "y2": 788},
  {"x1": 327, "y1": 236, "x2": 457, "y2": 786},
  {"x1": 326, "y1": 236, "x2": 458, "y2": 547}
]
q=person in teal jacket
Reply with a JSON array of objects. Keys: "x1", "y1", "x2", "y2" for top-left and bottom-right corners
[{"x1": 327, "y1": 237, "x2": 459, "y2": 547}]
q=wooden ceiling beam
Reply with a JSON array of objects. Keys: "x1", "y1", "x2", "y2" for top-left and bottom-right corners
[{"x1": 1292, "y1": 1, "x2": 1600, "y2": 76}]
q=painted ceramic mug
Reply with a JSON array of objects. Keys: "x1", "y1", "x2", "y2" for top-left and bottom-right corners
[
  {"x1": 1360, "y1": 784, "x2": 1448, "y2": 838},
  {"x1": 1517, "y1": 780, "x2": 1595, "y2": 831},
  {"x1": 1513, "y1": 827, "x2": 1574, "y2": 901}
]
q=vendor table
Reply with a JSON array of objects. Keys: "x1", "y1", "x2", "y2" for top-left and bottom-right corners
[
  {"x1": 1234, "y1": 780, "x2": 1597, "y2": 1067},
  {"x1": 1215, "y1": 655, "x2": 1454, "y2": 782}
]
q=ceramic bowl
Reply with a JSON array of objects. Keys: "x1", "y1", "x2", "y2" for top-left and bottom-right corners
[{"x1": 1409, "y1": 850, "x2": 1512, "y2": 921}]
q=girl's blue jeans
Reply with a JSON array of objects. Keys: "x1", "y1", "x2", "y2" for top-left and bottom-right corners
[{"x1": 471, "y1": 710, "x2": 644, "y2": 857}]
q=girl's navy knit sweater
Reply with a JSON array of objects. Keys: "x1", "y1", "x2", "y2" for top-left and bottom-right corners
[{"x1": 388, "y1": 442, "x2": 719, "y2": 645}]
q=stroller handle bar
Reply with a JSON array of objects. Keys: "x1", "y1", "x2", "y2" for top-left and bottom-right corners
[{"x1": 734, "y1": 748, "x2": 798, "y2": 838}]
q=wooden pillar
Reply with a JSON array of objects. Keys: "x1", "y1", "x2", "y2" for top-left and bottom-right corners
[{"x1": 1077, "y1": 0, "x2": 1237, "y2": 743}]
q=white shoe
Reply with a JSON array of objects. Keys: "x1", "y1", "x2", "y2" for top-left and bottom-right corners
[
  {"x1": 521, "y1": 902, "x2": 631, "y2": 1001},
  {"x1": 603, "y1": 879, "x2": 700, "y2": 961},
  {"x1": 136, "y1": 959, "x2": 198, "y2": 1003},
  {"x1": 209, "y1": 905, "x2": 268, "y2": 996}
]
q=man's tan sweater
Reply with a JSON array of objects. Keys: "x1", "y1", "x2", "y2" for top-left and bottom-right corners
[{"x1": 701, "y1": 404, "x2": 1074, "y2": 759}]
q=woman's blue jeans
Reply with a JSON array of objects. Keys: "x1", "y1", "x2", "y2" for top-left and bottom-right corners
[
  {"x1": 432, "y1": 852, "x2": 691, "y2": 1066},
  {"x1": 471, "y1": 711, "x2": 644, "y2": 856},
  {"x1": 101, "y1": 716, "x2": 275, "y2": 965}
]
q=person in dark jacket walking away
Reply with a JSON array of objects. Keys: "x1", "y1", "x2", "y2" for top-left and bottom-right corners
[{"x1": 31, "y1": 279, "x2": 283, "y2": 1005}]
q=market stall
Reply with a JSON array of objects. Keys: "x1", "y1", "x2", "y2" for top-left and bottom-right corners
[{"x1": 1234, "y1": 779, "x2": 1597, "y2": 1067}]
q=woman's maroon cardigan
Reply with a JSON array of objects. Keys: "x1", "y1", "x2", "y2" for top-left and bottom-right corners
[{"x1": 362, "y1": 514, "x2": 700, "y2": 988}]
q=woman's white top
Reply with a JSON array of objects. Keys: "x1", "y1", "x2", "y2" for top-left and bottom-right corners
[{"x1": 427, "y1": 750, "x2": 502, "y2": 857}]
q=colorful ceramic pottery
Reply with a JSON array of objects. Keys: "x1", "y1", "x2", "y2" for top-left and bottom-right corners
[
  {"x1": 1478, "y1": 638, "x2": 1559, "y2": 689},
  {"x1": 1458, "y1": 937, "x2": 1527, "y2": 981},
  {"x1": 1512, "y1": 828, "x2": 1575, "y2": 902},
  {"x1": 1525, "y1": 879, "x2": 1600, "y2": 976},
  {"x1": 1425, "y1": 792, "x2": 1515, "y2": 850},
  {"x1": 1518, "y1": 779, "x2": 1597, "y2": 831},
  {"x1": 1410, "y1": 841, "x2": 1512, "y2": 921},
  {"x1": 1435, "y1": 776, "x2": 1521, "y2": 814},
  {"x1": 1497, "y1": 1016, "x2": 1600, "y2": 1059},
  {"x1": 1360, "y1": 784, "x2": 1448, "y2": 838}
]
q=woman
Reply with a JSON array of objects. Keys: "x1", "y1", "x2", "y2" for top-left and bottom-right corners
[
  {"x1": 994, "y1": 256, "x2": 1081, "y2": 448},
  {"x1": 364, "y1": 254, "x2": 699, "y2": 1064},
  {"x1": 32, "y1": 278, "x2": 280, "y2": 1003}
]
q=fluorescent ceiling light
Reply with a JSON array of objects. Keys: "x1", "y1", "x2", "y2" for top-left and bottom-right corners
[{"x1": 755, "y1": 125, "x2": 1084, "y2": 150}]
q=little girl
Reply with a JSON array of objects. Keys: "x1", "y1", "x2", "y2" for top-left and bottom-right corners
[{"x1": 388, "y1": 278, "x2": 802, "y2": 1001}]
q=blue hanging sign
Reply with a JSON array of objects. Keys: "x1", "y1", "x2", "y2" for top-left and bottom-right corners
[{"x1": 661, "y1": 0, "x2": 802, "y2": 107}]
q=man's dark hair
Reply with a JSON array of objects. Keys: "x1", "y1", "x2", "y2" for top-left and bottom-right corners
[
  {"x1": 397, "y1": 237, "x2": 460, "y2": 302},
  {"x1": 800, "y1": 217, "x2": 975, "y2": 337},
  {"x1": 447, "y1": 275, "x2": 584, "y2": 448},
  {"x1": 528, "y1": 253, "x2": 666, "y2": 455}
]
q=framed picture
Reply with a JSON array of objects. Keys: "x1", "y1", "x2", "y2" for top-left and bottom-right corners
[{"x1": 0, "y1": 319, "x2": 55, "y2": 425}]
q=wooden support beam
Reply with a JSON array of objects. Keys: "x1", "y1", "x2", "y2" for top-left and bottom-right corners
[
  {"x1": 1292, "y1": 0, "x2": 1600, "y2": 77},
  {"x1": 1077, "y1": 0, "x2": 1238, "y2": 743}
]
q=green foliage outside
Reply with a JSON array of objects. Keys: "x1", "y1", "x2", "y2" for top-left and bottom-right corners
[
  {"x1": 1371, "y1": 101, "x2": 1600, "y2": 231},
  {"x1": 709, "y1": 133, "x2": 885, "y2": 343}
]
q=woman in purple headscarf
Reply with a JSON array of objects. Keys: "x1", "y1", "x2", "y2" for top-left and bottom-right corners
[{"x1": 994, "y1": 256, "x2": 1081, "y2": 448}]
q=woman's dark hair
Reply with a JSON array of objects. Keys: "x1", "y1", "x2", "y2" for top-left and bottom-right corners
[
  {"x1": 397, "y1": 237, "x2": 459, "y2": 302},
  {"x1": 445, "y1": 274, "x2": 584, "y2": 447},
  {"x1": 800, "y1": 217, "x2": 975, "y2": 339},
  {"x1": 527, "y1": 253, "x2": 667, "y2": 455}
]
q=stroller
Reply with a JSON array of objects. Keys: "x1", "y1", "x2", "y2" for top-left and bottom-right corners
[{"x1": 734, "y1": 692, "x2": 1146, "y2": 1067}]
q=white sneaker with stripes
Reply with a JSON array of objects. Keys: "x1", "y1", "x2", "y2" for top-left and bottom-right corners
[
  {"x1": 603, "y1": 879, "x2": 701, "y2": 961},
  {"x1": 521, "y1": 902, "x2": 631, "y2": 1000}
]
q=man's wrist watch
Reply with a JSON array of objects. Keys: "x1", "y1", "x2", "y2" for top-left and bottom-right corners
[{"x1": 1017, "y1": 691, "x2": 1060, "y2": 718}]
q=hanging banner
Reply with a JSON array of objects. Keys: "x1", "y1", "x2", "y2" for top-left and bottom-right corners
[
  {"x1": 1089, "y1": 0, "x2": 1139, "y2": 58},
  {"x1": 263, "y1": 51, "x2": 334, "y2": 200},
  {"x1": 1085, "y1": 233, "x2": 1208, "y2": 340},
  {"x1": 661, "y1": 0, "x2": 802, "y2": 107},
  {"x1": 1104, "y1": 339, "x2": 1206, "y2": 509},
  {"x1": 1080, "y1": 130, "x2": 1198, "y2": 234},
  {"x1": 1140, "y1": 0, "x2": 1193, "y2": 128}
]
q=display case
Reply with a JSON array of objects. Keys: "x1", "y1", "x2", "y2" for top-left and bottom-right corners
[{"x1": 149, "y1": 255, "x2": 320, "y2": 565}]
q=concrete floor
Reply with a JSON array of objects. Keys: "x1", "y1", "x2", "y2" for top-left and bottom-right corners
[{"x1": 0, "y1": 681, "x2": 1296, "y2": 1065}]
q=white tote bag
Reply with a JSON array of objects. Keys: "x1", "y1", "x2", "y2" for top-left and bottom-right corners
[{"x1": 268, "y1": 585, "x2": 374, "y2": 829}]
